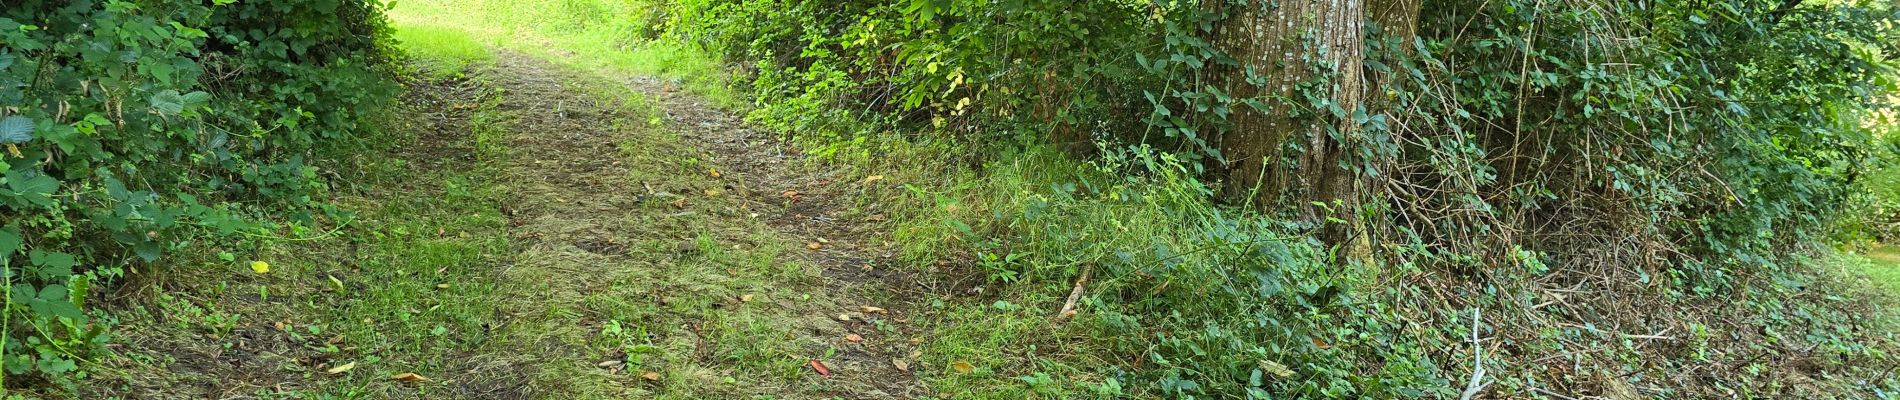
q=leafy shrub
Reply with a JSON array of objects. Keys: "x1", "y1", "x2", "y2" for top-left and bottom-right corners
[
  {"x1": 0, "y1": 0, "x2": 395, "y2": 389},
  {"x1": 660, "y1": 0, "x2": 1900, "y2": 397}
]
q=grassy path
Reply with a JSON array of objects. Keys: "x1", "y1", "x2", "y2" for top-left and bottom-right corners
[
  {"x1": 86, "y1": 49, "x2": 924, "y2": 399},
  {"x1": 471, "y1": 52, "x2": 921, "y2": 398}
]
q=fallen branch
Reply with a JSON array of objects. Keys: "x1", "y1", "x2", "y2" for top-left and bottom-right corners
[
  {"x1": 1054, "y1": 264, "x2": 1094, "y2": 322},
  {"x1": 1460, "y1": 308, "x2": 1490, "y2": 400},
  {"x1": 1529, "y1": 387, "x2": 1579, "y2": 400}
]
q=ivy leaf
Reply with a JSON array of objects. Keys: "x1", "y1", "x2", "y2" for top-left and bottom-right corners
[
  {"x1": 150, "y1": 91, "x2": 186, "y2": 116},
  {"x1": 0, "y1": 115, "x2": 32, "y2": 144}
]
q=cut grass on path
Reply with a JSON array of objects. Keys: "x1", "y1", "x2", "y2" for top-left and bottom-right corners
[{"x1": 92, "y1": 35, "x2": 924, "y2": 398}]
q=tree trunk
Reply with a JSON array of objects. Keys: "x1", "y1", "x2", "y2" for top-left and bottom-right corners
[{"x1": 1213, "y1": 0, "x2": 1417, "y2": 248}]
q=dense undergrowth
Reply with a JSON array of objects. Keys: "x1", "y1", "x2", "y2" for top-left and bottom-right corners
[
  {"x1": 494, "y1": 0, "x2": 1900, "y2": 398},
  {"x1": 0, "y1": 0, "x2": 396, "y2": 392}
]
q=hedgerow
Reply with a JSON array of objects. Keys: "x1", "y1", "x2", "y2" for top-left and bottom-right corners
[
  {"x1": 655, "y1": 0, "x2": 1900, "y2": 397},
  {"x1": 0, "y1": 0, "x2": 394, "y2": 389}
]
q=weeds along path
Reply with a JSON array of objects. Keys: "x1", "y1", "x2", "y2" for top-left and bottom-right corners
[{"x1": 477, "y1": 52, "x2": 923, "y2": 399}]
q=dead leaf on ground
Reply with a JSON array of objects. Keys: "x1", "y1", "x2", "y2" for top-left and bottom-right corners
[
  {"x1": 739, "y1": 294, "x2": 754, "y2": 303},
  {"x1": 892, "y1": 358, "x2": 910, "y2": 372},
  {"x1": 709, "y1": 168, "x2": 721, "y2": 178},
  {"x1": 671, "y1": 198, "x2": 688, "y2": 209},
  {"x1": 864, "y1": 175, "x2": 884, "y2": 184},
  {"x1": 325, "y1": 362, "x2": 356, "y2": 375},
  {"x1": 860, "y1": 306, "x2": 889, "y2": 315},
  {"x1": 809, "y1": 360, "x2": 832, "y2": 377},
  {"x1": 836, "y1": 313, "x2": 852, "y2": 321},
  {"x1": 807, "y1": 242, "x2": 824, "y2": 250},
  {"x1": 640, "y1": 371, "x2": 662, "y2": 381},
  {"x1": 598, "y1": 359, "x2": 625, "y2": 369},
  {"x1": 1310, "y1": 337, "x2": 1331, "y2": 349},
  {"x1": 782, "y1": 190, "x2": 801, "y2": 201},
  {"x1": 1258, "y1": 360, "x2": 1294, "y2": 378},
  {"x1": 704, "y1": 188, "x2": 721, "y2": 196},
  {"x1": 392, "y1": 372, "x2": 429, "y2": 383},
  {"x1": 845, "y1": 334, "x2": 864, "y2": 343},
  {"x1": 951, "y1": 361, "x2": 974, "y2": 374}
]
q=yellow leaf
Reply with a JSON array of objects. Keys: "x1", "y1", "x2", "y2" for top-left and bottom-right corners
[
  {"x1": 392, "y1": 372, "x2": 428, "y2": 383},
  {"x1": 951, "y1": 361, "x2": 974, "y2": 374},
  {"x1": 807, "y1": 242, "x2": 824, "y2": 250},
  {"x1": 892, "y1": 358, "x2": 910, "y2": 372},
  {"x1": 640, "y1": 371, "x2": 662, "y2": 381},
  {"x1": 860, "y1": 306, "x2": 888, "y2": 315},
  {"x1": 709, "y1": 168, "x2": 722, "y2": 178},
  {"x1": 325, "y1": 362, "x2": 356, "y2": 375},
  {"x1": 739, "y1": 294, "x2": 754, "y2": 303},
  {"x1": 250, "y1": 261, "x2": 270, "y2": 274},
  {"x1": 864, "y1": 175, "x2": 884, "y2": 184}
]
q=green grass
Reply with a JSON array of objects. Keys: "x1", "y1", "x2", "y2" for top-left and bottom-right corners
[
  {"x1": 392, "y1": 25, "x2": 494, "y2": 79},
  {"x1": 87, "y1": 72, "x2": 515, "y2": 398},
  {"x1": 387, "y1": 0, "x2": 737, "y2": 106},
  {"x1": 1844, "y1": 245, "x2": 1900, "y2": 289}
]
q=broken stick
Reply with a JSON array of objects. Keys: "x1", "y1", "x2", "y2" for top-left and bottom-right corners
[{"x1": 1054, "y1": 264, "x2": 1094, "y2": 321}]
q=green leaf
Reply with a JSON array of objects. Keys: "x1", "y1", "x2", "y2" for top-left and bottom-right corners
[
  {"x1": 0, "y1": 115, "x2": 32, "y2": 144},
  {"x1": 182, "y1": 91, "x2": 212, "y2": 108},
  {"x1": 32, "y1": 284, "x2": 85, "y2": 321},
  {"x1": 28, "y1": 250, "x2": 74, "y2": 279},
  {"x1": 34, "y1": 355, "x2": 75, "y2": 375},
  {"x1": 4, "y1": 171, "x2": 59, "y2": 208},
  {"x1": 150, "y1": 91, "x2": 186, "y2": 116},
  {"x1": 0, "y1": 227, "x2": 19, "y2": 257},
  {"x1": 134, "y1": 241, "x2": 161, "y2": 262}
]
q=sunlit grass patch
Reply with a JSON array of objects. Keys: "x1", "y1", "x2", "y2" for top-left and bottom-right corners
[
  {"x1": 1846, "y1": 245, "x2": 1900, "y2": 290},
  {"x1": 392, "y1": 24, "x2": 494, "y2": 79},
  {"x1": 387, "y1": 0, "x2": 738, "y2": 106}
]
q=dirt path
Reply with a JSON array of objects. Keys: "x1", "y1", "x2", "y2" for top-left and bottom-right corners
[{"x1": 474, "y1": 53, "x2": 923, "y2": 399}]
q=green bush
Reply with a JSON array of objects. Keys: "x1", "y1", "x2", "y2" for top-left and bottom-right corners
[
  {"x1": 660, "y1": 0, "x2": 1900, "y2": 397},
  {"x1": 0, "y1": 0, "x2": 395, "y2": 389}
]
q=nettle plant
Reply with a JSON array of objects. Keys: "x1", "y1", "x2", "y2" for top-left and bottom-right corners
[{"x1": 0, "y1": 0, "x2": 395, "y2": 388}]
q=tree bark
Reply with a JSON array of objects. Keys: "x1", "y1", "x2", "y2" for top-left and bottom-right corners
[{"x1": 1212, "y1": 0, "x2": 1417, "y2": 248}]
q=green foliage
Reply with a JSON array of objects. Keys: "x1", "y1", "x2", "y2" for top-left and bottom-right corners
[
  {"x1": 660, "y1": 0, "x2": 1900, "y2": 397},
  {"x1": 0, "y1": 0, "x2": 395, "y2": 388}
]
